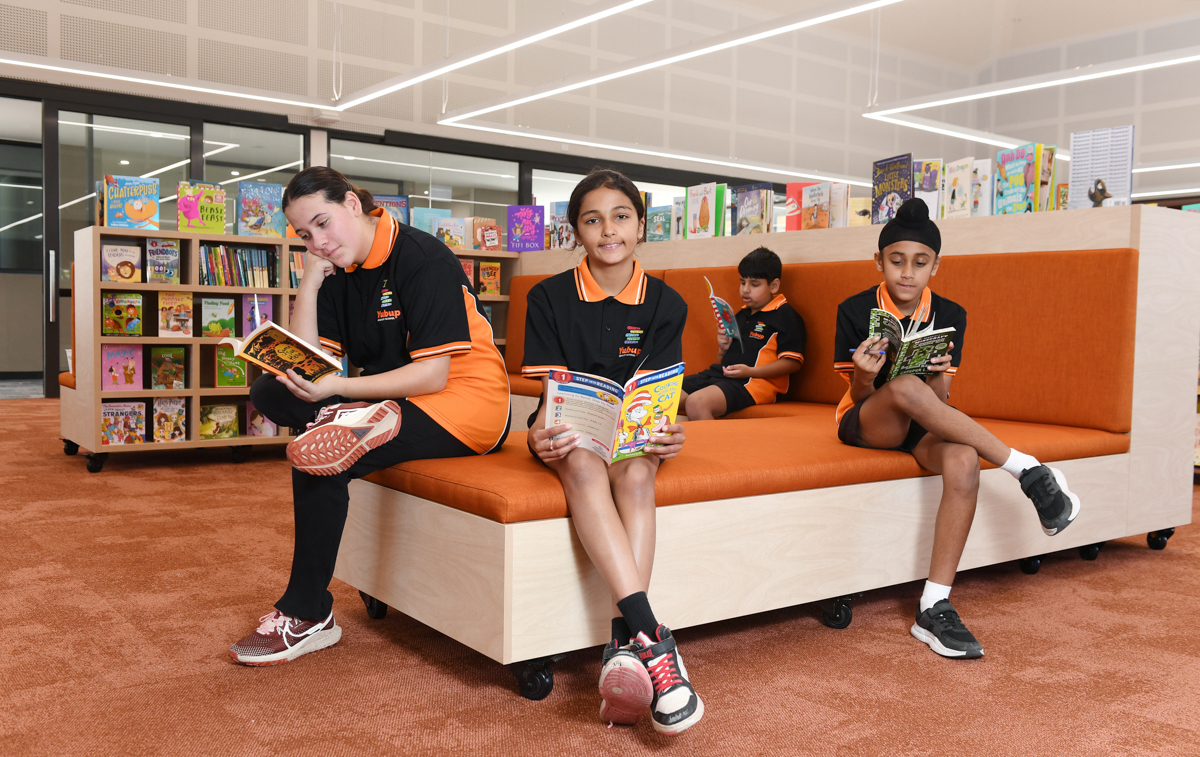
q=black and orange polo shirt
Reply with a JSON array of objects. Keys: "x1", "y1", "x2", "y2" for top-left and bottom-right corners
[
  {"x1": 832, "y1": 282, "x2": 966, "y2": 423},
  {"x1": 316, "y1": 208, "x2": 510, "y2": 454},
  {"x1": 692, "y1": 293, "x2": 807, "y2": 404},
  {"x1": 521, "y1": 258, "x2": 687, "y2": 388}
]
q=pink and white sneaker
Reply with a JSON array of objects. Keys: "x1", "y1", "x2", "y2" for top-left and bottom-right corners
[
  {"x1": 598, "y1": 638, "x2": 654, "y2": 725},
  {"x1": 286, "y1": 400, "x2": 402, "y2": 476},
  {"x1": 228, "y1": 610, "x2": 341, "y2": 666}
]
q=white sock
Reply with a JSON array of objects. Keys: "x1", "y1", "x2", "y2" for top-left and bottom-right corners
[
  {"x1": 919, "y1": 580, "x2": 952, "y2": 613},
  {"x1": 1000, "y1": 449, "x2": 1040, "y2": 480}
]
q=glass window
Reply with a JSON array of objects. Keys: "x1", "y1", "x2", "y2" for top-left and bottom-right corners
[
  {"x1": 203, "y1": 124, "x2": 304, "y2": 234},
  {"x1": 0, "y1": 144, "x2": 42, "y2": 272},
  {"x1": 0, "y1": 95, "x2": 43, "y2": 383}
]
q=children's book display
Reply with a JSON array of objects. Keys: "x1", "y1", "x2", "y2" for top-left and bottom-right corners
[
  {"x1": 507, "y1": 205, "x2": 545, "y2": 252},
  {"x1": 101, "y1": 401, "x2": 146, "y2": 445},
  {"x1": 464, "y1": 217, "x2": 497, "y2": 250},
  {"x1": 460, "y1": 258, "x2": 475, "y2": 285},
  {"x1": 476, "y1": 224, "x2": 502, "y2": 251},
  {"x1": 801, "y1": 183, "x2": 830, "y2": 230},
  {"x1": 672, "y1": 197, "x2": 685, "y2": 239},
  {"x1": 848, "y1": 197, "x2": 871, "y2": 226},
  {"x1": 867, "y1": 308, "x2": 956, "y2": 380},
  {"x1": 996, "y1": 144, "x2": 1035, "y2": 215},
  {"x1": 375, "y1": 195, "x2": 409, "y2": 225},
  {"x1": 152, "y1": 397, "x2": 186, "y2": 443},
  {"x1": 1034, "y1": 145, "x2": 1057, "y2": 213},
  {"x1": 243, "y1": 294, "x2": 272, "y2": 332},
  {"x1": 177, "y1": 182, "x2": 226, "y2": 233},
  {"x1": 872, "y1": 154, "x2": 913, "y2": 224},
  {"x1": 1056, "y1": 184, "x2": 1070, "y2": 210},
  {"x1": 1067, "y1": 126, "x2": 1134, "y2": 210},
  {"x1": 101, "y1": 344, "x2": 142, "y2": 390},
  {"x1": 200, "y1": 298, "x2": 236, "y2": 338},
  {"x1": 784, "y1": 182, "x2": 813, "y2": 231},
  {"x1": 237, "y1": 182, "x2": 285, "y2": 237},
  {"x1": 146, "y1": 238, "x2": 180, "y2": 284},
  {"x1": 411, "y1": 207, "x2": 451, "y2": 236},
  {"x1": 246, "y1": 401, "x2": 278, "y2": 437},
  {"x1": 101, "y1": 243, "x2": 142, "y2": 283},
  {"x1": 971, "y1": 159, "x2": 994, "y2": 216},
  {"x1": 730, "y1": 183, "x2": 773, "y2": 235},
  {"x1": 216, "y1": 344, "x2": 249, "y2": 387},
  {"x1": 544, "y1": 363, "x2": 685, "y2": 464},
  {"x1": 102, "y1": 293, "x2": 143, "y2": 337},
  {"x1": 436, "y1": 217, "x2": 466, "y2": 248},
  {"x1": 943, "y1": 158, "x2": 973, "y2": 219},
  {"x1": 645, "y1": 205, "x2": 673, "y2": 242},
  {"x1": 828, "y1": 184, "x2": 850, "y2": 228},
  {"x1": 704, "y1": 276, "x2": 742, "y2": 352},
  {"x1": 158, "y1": 292, "x2": 192, "y2": 336},
  {"x1": 97, "y1": 176, "x2": 159, "y2": 229},
  {"x1": 686, "y1": 182, "x2": 725, "y2": 239},
  {"x1": 199, "y1": 244, "x2": 278, "y2": 287},
  {"x1": 199, "y1": 404, "x2": 239, "y2": 439},
  {"x1": 150, "y1": 346, "x2": 186, "y2": 390},
  {"x1": 218, "y1": 321, "x2": 342, "y2": 383},
  {"x1": 549, "y1": 202, "x2": 576, "y2": 249},
  {"x1": 913, "y1": 159, "x2": 943, "y2": 220},
  {"x1": 478, "y1": 262, "x2": 501, "y2": 296}
]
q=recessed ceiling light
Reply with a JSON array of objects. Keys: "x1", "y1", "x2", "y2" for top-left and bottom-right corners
[
  {"x1": 231, "y1": 171, "x2": 240, "y2": 176},
  {"x1": 119, "y1": 160, "x2": 129, "y2": 165}
]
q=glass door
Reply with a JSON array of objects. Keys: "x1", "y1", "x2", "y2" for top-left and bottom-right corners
[{"x1": 0, "y1": 96, "x2": 43, "y2": 396}]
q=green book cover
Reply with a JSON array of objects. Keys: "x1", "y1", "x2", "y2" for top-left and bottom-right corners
[
  {"x1": 215, "y1": 344, "x2": 248, "y2": 387},
  {"x1": 645, "y1": 206, "x2": 672, "y2": 242},
  {"x1": 177, "y1": 182, "x2": 227, "y2": 234},
  {"x1": 150, "y1": 346, "x2": 186, "y2": 390},
  {"x1": 102, "y1": 293, "x2": 143, "y2": 337},
  {"x1": 199, "y1": 404, "x2": 239, "y2": 439},
  {"x1": 200, "y1": 298, "x2": 236, "y2": 338},
  {"x1": 868, "y1": 308, "x2": 956, "y2": 380}
]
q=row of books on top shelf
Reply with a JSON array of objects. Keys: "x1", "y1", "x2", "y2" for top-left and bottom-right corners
[
  {"x1": 102, "y1": 291, "x2": 273, "y2": 338},
  {"x1": 97, "y1": 177, "x2": 287, "y2": 236},
  {"x1": 101, "y1": 399, "x2": 280, "y2": 446}
]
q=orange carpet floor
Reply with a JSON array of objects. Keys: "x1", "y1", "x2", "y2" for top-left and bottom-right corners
[{"x1": 5, "y1": 398, "x2": 1200, "y2": 756}]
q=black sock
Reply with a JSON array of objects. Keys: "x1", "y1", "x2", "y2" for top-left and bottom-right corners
[
  {"x1": 616, "y1": 591, "x2": 659, "y2": 640},
  {"x1": 611, "y1": 616, "x2": 632, "y2": 646}
]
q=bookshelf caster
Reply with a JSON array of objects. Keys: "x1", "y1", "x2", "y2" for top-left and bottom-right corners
[
  {"x1": 63, "y1": 440, "x2": 79, "y2": 456},
  {"x1": 510, "y1": 655, "x2": 565, "y2": 701},
  {"x1": 230, "y1": 446, "x2": 249, "y2": 464},
  {"x1": 821, "y1": 596, "x2": 855, "y2": 629},
  {"x1": 1148, "y1": 528, "x2": 1175, "y2": 550},
  {"x1": 1019, "y1": 555, "x2": 1045, "y2": 574},
  {"x1": 358, "y1": 590, "x2": 388, "y2": 620},
  {"x1": 86, "y1": 453, "x2": 108, "y2": 473},
  {"x1": 1078, "y1": 542, "x2": 1104, "y2": 561}
]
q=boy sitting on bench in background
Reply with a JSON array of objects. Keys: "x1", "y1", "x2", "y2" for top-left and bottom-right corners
[{"x1": 681, "y1": 247, "x2": 806, "y2": 420}]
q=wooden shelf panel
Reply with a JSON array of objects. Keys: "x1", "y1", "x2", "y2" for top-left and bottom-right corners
[
  {"x1": 100, "y1": 336, "x2": 228, "y2": 344},
  {"x1": 100, "y1": 389, "x2": 192, "y2": 398},
  {"x1": 493, "y1": 338, "x2": 506, "y2": 346},
  {"x1": 197, "y1": 387, "x2": 254, "y2": 396},
  {"x1": 479, "y1": 294, "x2": 509, "y2": 302},
  {"x1": 96, "y1": 435, "x2": 293, "y2": 452},
  {"x1": 450, "y1": 247, "x2": 520, "y2": 259},
  {"x1": 99, "y1": 282, "x2": 294, "y2": 295},
  {"x1": 97, "y1": 228, "x2": 291, "y2": 245}
]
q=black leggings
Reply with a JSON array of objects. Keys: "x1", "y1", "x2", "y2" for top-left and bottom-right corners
[{"x1": 249, "y1": 375, "x2": 494, "y2": 620}]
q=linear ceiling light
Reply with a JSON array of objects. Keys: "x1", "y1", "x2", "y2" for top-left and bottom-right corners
[
  {"x1": 440, "y1": 0, "x2": 905, "y2": 126},
  {"x1": 444, "y1": 121, "x2": 871, "y2": 187},
  {"x1": 1131, "y1": 187, "x2": 1200, "y2": 199},
  {"x1": 1133, "y1": 162, "x2": 1200, "y2": 174},
  {"x1": 331, "y1": 154, "x2": 514, "y2": 178},
  {"x1": 0, "y1": 183, "x2": 41, "y2": 190}
]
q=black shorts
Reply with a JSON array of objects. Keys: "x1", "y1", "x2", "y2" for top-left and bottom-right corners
[
  {"x1": 837, "y1": 401, "x2": 928, "y2": 454},
  {"x1": 682, "y1": 370, "x2": 757, "y2": 417}
]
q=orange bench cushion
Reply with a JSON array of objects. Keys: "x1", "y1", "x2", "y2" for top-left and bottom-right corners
[
  {"x1": 58, "y1": 372, "x2": 75, "y2": 390},
  {"x1": 509, "y1": 374, "x2": 542, "y2": 397},
  {"x1": 363, "y1": 404, "x2": 1130, "y2": 524}
]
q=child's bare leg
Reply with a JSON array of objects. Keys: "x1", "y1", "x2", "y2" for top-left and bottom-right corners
[
  {"x1": 607, "y1": 455, "x2": 659, "y2": 618},
  {"x1": 683, "y1": 385, "x2": 727, "y2": 421},
  {"x1": 857, "y1": 375, "x2": 1009, "y2": 465},
  {"x1": 910, "y1": 435, "x2": 980, "y2": 585}
]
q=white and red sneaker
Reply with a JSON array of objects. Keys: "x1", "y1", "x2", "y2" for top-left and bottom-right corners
[
  {"x1": 634, "y1": 626, "x2": 704, "y2": 735},
  {"x1": 228, "y1": 610, "x2": 341, "y2": 666},
  {"x1": 286, "y1": 400, "x2": 402, "y2": 476},
  {"x1": 598, "y1": 638, "x2": 654, "y2": 725}
]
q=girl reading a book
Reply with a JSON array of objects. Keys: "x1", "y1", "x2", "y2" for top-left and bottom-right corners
[
  {"x1": 228, "y1": 167, "x2": 511, "y2": 669},
  {"x1": 520, "y1": 169, "x2": 702, "y2": 735}
]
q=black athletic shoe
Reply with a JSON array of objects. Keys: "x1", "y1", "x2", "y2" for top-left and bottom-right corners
[
  {"x1": 911, "y1": 600, "x2": 984, "y2": 659},
  {"x1": 1019, "y1": 465, "x2": 1081, "y2": 536},
  {"x1": 598, "y1": 639, "x2": 652, "y2": 725},
  {"x1": 634, "y1": 625, "x2": 704, "y2": 735}
]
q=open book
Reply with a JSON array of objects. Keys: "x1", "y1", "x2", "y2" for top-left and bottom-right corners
[
  {"x1": 868, "y1": 308, "x2": 955, "y2": 380},
  {"x1": 219, "y1": 320, "x2": 342, "y2": 383},
  {"x1": 704, "y1": 276, "x2": 743, "y2": 352},
  {"x1": 545, "y1": 362, "x2": 685, "y2": 465}
]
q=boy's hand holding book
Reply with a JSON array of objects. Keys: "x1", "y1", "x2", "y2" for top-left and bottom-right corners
[
  {"x1": 852, "y1": 336, "x2": 888, "y2": 379},
  {"x1": 925, "y1": 342, "x2": 955, "y2": 374},
  {"x1": 716, "y1": 324, "x2": 732, "y2": 357}
]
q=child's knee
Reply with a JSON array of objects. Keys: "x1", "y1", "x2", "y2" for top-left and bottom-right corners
[
  {"x1": 889, "y1": 374, "x2": 932, "y2": 407},
  {"x1": 555, "y1": 448, "x2": 608, "y2": 489},
  {"x1": 611, "y1": 456, "x2": 657, "y2": 495},
  {"x1": 942, "y1": 444, "x2": 980, "y2": 486}
]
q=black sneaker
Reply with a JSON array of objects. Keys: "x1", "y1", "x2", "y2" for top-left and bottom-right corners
[
  {"x1": 634, "y1": 626, "x2": 704, "y2": 735},
  {"x1": 1019, "y1": 465, "x2": 1081, "y2": 536},
  {"x1": 911, "y1": 599, "x2": 984, "y2": 659},
  {"x1": 598, "y1": 639, "x2": 653, "y2": 725}
]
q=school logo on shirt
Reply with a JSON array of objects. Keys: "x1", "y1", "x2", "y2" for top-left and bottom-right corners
[
  {"x1": 378, "y1": 280, "x2": 400, "y2": 321},
  {"x1": 749, "y1": 321, "x2": 767, "y2": 339},
  {"x1": 620, "y1": 326, "x2": 643, "y2": 357}
]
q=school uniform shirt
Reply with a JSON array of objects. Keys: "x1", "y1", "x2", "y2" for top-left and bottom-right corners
[
  {"x1": 316, "y1": 208, "x2": 510, "y2": 454},
  {"x1": 521, "y1": 258, "x2": 687, "y2": 387},
  {"x1": 697, "y1": 294, "x2": 806, "y2": 404},
  {"x1": 832, "y1": 282, "x2": 966, "y2": 424}
]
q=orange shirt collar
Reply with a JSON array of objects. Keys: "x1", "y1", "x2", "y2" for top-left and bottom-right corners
[
  {"x1": 574, "y1": 258, "x2": 646, "y2": 305},
  {"x1": 876, "y1": 282, "x2": 931, "y2": 323},
  {"x1": 346, "y1": 208, "x2": 397, "y2": 272},
  {"x1": 749, "y1": 293, "x2": 787, "y2": 313}
]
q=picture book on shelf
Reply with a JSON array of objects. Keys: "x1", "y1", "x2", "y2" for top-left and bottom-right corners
[
  {"x1": 478, "y1": 261, "x2": 501, "y2": 296},
  {"x1": 102, "y1": 293, "x2": 143, "y2": 337},
  {"x1": 158, "y1": 292, "x2": 192, "y2": 336},
  {"x1": 243, "y1": 294, "x2": 272, "y2": 332},
  {"x1": 730, "y1": 183, "x2": 773, "y2": 235},
  {"x1": 199, "y1": 404, "x2": 239, "y2": 440},
  {"x1": 1182, "y1": 203, "x2": 1200, "y2": 213},
  {"x1": 868, "y1": 308, "x2": 956, "y2": 380},
  {"x1": 785, "y1": 183, "x2": 815, "y2": 231},
  {"x1": 237, "y1": 182, "x2": 285, "y2": 237},
  {"x1": 872, "y1": 154, "x2": 913, "y2": 224},
  {"x1": 477, "y1": 224, "x2": 501, "y2": 251},
  {"x1": 507, "y1": 205, "x2": 545, "y2": 252},
  {"x1": 101, "y1": 243, "x2": 142, "y2": 283},
  {"x1": 848, "y1": 197, "x2": 871, "y2": 227},
  {"x1": 460, "y1": 257, "x2": 475, "y2": 285},
  {"x1": 1067, "y1": 126, "x2": 1134, "y2": 210},
  {"x1": 375, "y1": 195, "x2": 409, "y2": 225},
  {"x1": 482, "y1": 304, "x2": 493, "y2": 324},
  {"x1": 200, "y1": 298, "x2": 236, "y2": 338},
  {"x1": 829, "y1": 184, "x2": 850, "y2": 228},
  {"x1": 465, "y1": 217, "x2": 496, "y2": 250},
  {"x1": 646, "y1": 205, "x2": 673, "y2": 242},
  {"x1": 943, "y1": 158, "x2": 973, "y2": 219},
  {"x1": 216, "y1": 344, "x2": 248, "y2": 388},
  {"x1": 1056, "y1": 184, "x2": 1070, "y2": 211},
  {"x1": 151, "y1": 346, "x2": 186, "y2": 390},
  {"x1": 101, "y1": 344, "x2": 142, "y2": 390},
  {"x1": 102, "y1": 401, "x2": 146, "y2": 445},
  {"x1": 218, "y1": 321, "x2": 342, "y2": 383},
  {"x1": 672, "y1": 197, "x2": 685, "y2": 239},
  {"x1": 246, "y1": 401, "x2": 278, "y2": 437},
  {"x1": 99, "y1": 175, "x2": 159, "y2": 229},
  {"x1": 685, "y1": 182, "x2": 721, "y2": 239},
  {"x1": 801, "y1": 183, "x2": 830, "y2": 230},
  {"x1": 545, "y1": 362, "x2": 684, "y2": 464},
  {"x1": 152, "y1": 397, "x2": 186, "y2": 443},
  {"x1": 913, "y1": 159, "x2": 943, "y2": 220},
  {"x1": 436, "y1": 217, "x2": 466, "y2": 248},
  {"x1": 705, "y1": 276, "x2": 742, "y2": 352},
  {"x1": 971, "y1": 159, "x2": 994, "y2": 216},
  {"x1": 177, "y1": 182, "x2": 227, "y2": 233},
  {"x1": 146, "y1": 238, "x2": 180, "y2": 284},
  {"x1": 1035, "y1": 145, "x2": 1057, "y2": 212},
  {"x1": 549, "y1": 202, "x2": 575, "y2": 249},
  {"x1": 411, "y1": 207, "x2": 451, "y2": 236},
  {"x1": 995, "y1": 144, "x2": 1034, "y2": 215}
]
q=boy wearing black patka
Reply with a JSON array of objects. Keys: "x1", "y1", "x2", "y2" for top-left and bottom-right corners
[
  {"x1": 833, "y1": 198, "x2": 1081, "y2": 660},
  {"x1": 682, "y1": 247, "x2": 805, "y2": 420}
]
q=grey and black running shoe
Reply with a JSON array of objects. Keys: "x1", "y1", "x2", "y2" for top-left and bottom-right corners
[
  {"x1": 911, "y1": 600, "x2": 984, "y2": 659},
  {"x1": 1019, "y1": 465, "x2": 1081, "y2": 536}
]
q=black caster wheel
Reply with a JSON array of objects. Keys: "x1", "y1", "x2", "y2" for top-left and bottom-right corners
[
  {"x1": 86, "y1": 453, "x2": 108, "y2": 473},
  {"x1": 821, "y1": 597, "x2": 853, "y2": 629},
  {"x1": 1019, "y1": 555, "x2": 1045, "y2": 574},
  {"x1": 230, "y1": 446, "x2": 248, "y2": 464},
  {"x1": 1148, "y1": 528, "x2": 1175, "y2": 551},
  {"x1": 63, "y1": 440, "x2": 79, "y2": 456},
  {"x1": 1079, "y1": 542, "x2": 1104, "y2": 561},
  {"x1": 510, "y1": 658, "x2": 557, "y2": 701},
  {"x1": 358, "y1": 590, "x2": 388, "y2": 620}
]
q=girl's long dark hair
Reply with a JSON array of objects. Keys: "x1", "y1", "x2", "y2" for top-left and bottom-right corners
[
  {"x1": 282, "y1": 166, "x2": 377, "y2": 212},
  {"x1": 567, "y1": 168, "x2": 645, "y2": 242}
]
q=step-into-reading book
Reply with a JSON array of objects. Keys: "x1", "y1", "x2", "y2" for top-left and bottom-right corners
[
  {"x1": 867, "y1": 308, "x2": 956, "y2": 380},
  {"x1": 704, "y1": 276, "x2": 742, "y2": 352},
  {"x1": 219, "y1": 320, "x2": 342, "y2": 383},
  {"x1": 545, "y1": 363, "x2": 685, "y2": 465},
  {"x1": 872, "y1": 154, "x2": 913, "y2": 224}
]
